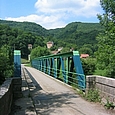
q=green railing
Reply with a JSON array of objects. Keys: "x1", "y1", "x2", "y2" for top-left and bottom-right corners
[{"x1": 31, "y1": 51, "x2": 86, "y2": 90}]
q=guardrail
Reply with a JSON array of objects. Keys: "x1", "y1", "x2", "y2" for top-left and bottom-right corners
[{"x1": 31, "y1": 51, "x2": 86, "y2": 90}]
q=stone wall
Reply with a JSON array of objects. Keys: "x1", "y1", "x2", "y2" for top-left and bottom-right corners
[
  {"x1": 0, "y1": 77, "x2": 22, "y2": 115},
  {"x1": 13, "y1": 77, "x2": 22, "y2": 99},
  {"x1": 0, "y1": 78, "x2": 13, "y2": 115},
  {"x1": 86, "y1": 75, "x2": 115, "y2": 103}
]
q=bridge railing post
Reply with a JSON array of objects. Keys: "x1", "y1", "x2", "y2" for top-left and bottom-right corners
[
  {"x1": 13, "y1": 50, "x2": 22, "y2": 99},
  {"x1": 72, "y1": 51, "x2": 86, "y2": 89},
  {"x1": 14, "y1": 50, "x2": 21, "y2": 77}
]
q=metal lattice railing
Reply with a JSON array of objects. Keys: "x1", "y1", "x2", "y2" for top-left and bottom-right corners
[{"x1": 31, "y1": 51, "x2": 86, "y2": 90}]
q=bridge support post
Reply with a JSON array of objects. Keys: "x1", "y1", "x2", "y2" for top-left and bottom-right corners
[
  {"x1": 14, "y1": 50, "x2": 21, "y2": 77},
  {"x1": 73, "y1": 51, "x2": 86, "y2": 89},
  {"x1": 13, "y1": 50, "x2": 22, "y2": 99}
]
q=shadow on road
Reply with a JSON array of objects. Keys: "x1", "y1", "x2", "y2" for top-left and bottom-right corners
[{"x1": 25, "y1": 68, "x2": 80, "y2": 115}]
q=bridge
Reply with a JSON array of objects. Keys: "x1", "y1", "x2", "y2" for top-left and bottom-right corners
[
  {"x1": 0, "y1": 50, "x2": 114, "y2": 115},
  {"x1": 31, "y1": 51, "x2": 86, "y2": 90},
  {"x1": 11, "y1": 65, "x2": 110, "y2": 115}
]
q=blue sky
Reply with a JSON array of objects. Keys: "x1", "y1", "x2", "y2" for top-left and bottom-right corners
[{"x1": 0, "y1": 0, "x2": 103, "y2": 29}]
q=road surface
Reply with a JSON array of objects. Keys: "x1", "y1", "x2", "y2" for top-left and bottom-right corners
[{"x1": 22, "y1": 65, "x2": 114, "y2": 115}]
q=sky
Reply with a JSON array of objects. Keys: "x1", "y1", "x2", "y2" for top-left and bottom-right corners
[{"x1": 0, "y1": 0, "x2": 104, "y2": 29}]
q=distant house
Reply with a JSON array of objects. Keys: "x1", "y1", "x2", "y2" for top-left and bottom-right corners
[
  {"x1": 80, "y1": 54, "x2": 89, "y2": 58},
  {"x1": 58, "y1": 47, "x2": 63, "y2": 52},
  {"x1": 51, "y1": 50, "x2": 60, "y2": 55},
  {"x1": 47, "y1": 41, "x2": 54, "y2": 49},
  {"x1": 51, "y1": 47, "x2": 63, "y2": 55},
  {"x1": 28, "y1": 44, "x2": 32, "y2": 49},
  {"x1": 70, "y1": 48, "x2": 74, "y2": 51}
]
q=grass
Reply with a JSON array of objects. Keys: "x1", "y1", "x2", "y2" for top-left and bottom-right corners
[
  {"x1": 85, "y1": 89, "x2": 101, "y2": 102},
  {"x1": 103, "y1": 98, "x2": 115, "y2": 110},
  {"x1": 21, "y1": 58, "x2": 30, "y2": 64},
  {"x1": 21, "y1": 58, "x2": 31, "y2": 67},
  {"x1": 94, "y1": 69, "x2": 107, "y2": 76}
]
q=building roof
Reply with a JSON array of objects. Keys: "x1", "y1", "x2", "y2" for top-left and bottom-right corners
[{"x1": 80, "y1": 54, "x2": 89, "y2": 58}]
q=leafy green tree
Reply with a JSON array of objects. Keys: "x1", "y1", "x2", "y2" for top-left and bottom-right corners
[
  {"x1": 79, "y1": 47, "x2": 93, "y2": 55},
  {"x1": 30, "y1": 46, "x2": 51, "y2": 60},
  {"x1": 81, "y1": 58, "x2": 96, "y2": 75},
  {"x1": 96, "y1": 0, "x2": 115, "y2": 77},
  {"x1": 0, "y1": 45, "x2": 13, "y2": 84}
]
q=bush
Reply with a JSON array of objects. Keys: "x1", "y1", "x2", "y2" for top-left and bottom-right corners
[
  {"x1": 86, "y1": 89, "x2": 101, "y2": 102},
  {"x1": 0, "y1": 45, "x2": 13, "y2": 84},
  {"x1": 81, "y1": 58, "x2": 96, "y2": 75},
  {"x1": 30, "y1": 46, "x2": 51, "y2": 60}
]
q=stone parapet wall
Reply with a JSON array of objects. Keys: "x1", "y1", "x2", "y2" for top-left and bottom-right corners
[
  {"x1": 0, "y1": 78, "x2": 13, "y2": 115},
  {"x1": 0, "y1": 77, "x2": 22, "y2": 115},
  {"x1": 86, "y1": 75, "x2": 115, "y2": 103},
  {"x1": 13, "y1": 77, "x2": 22, "y2": 99}
]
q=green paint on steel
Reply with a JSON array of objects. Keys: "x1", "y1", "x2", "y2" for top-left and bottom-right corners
[
  {"x1": 34, "y1": 51, "x2": 74, "y2": 60},
  {"x1": 31, "y1": 51, "x2": 86, "y2": 90},
  {"x1": 14, "y1": 50, "x2": 21, "y2": 77},
  {"x1": 14, "y1": 50, "x2": 21, "y2": 55},
  {"x1": 65, "y1": 57, "x2": 69, "y2": 83},
  {"x1": 73, "y1": 51, "x2": 79, "y2": 56}
]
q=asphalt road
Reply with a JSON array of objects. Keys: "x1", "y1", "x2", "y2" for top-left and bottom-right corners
[{"x1": 23, "y1": 65, "x2": 114, "y2": 115}]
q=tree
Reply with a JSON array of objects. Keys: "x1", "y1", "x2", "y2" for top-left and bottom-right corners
[
  {"x1": 96, "y1": 0, "x2": 115, "y2": 77},
  {"x1": 0, "y1": 45, "x2": 13, "y2": 84},
  {"x1": 79, "y1": 47, "x2": 93, "y2": 55},
  {"x1": 81, "y1": 58, "x2": 96, "y2": 75},
  {"x1": 30, "y1": 46, "x2": 51, "y2": 60}
]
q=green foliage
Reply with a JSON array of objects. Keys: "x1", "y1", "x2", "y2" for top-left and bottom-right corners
[
  {"x1": 79, "y1": 47, "x2": 93, "y2": 56},
  {"x1": 48, "y1": 22, "x2": 103, "y2": 55},
  {"x1": 0, "y1": 20, "x2": 48, "y2": 36},
  {"x1": 94, "y1": 69, "x2": 107, "y2": 76},
  {"x1": 81, "y1": 58, "x2": 96, "y2": 75},
  {"x1": 96, "y1": 0, "x2": 115, "y2": 78},
  {"x1": 86, "y1": 89, "x2": 101, "y2": 102},
  {"x1": 21, "y1": 58, "x2": 29, "y2": 64},
  {"x1": 0, "y1": 45, "x2": 13, "y2": 84},
  {"x1": 104, "y1": 99, "x2": 115, "y2": 109},
  {"x1": 0, "y1": 23, "x2": 45, "y2": 59},
  {"x1": 0, "y1": 20, "x2": 104, "y2": 57},
  {"x1": 30, "y1": 46, "x2": 51, "y2": 60}
]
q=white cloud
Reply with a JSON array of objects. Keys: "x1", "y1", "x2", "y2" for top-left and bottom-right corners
[
  {"x1": 35, "y1": 0, "x2": 101, "y2": 17},
  {"x1": 5, "y1": 14, "x2": 66, "y2": 29},
  {"x1": 5, "y1": 0, "x2": 102, "y2": 29}
]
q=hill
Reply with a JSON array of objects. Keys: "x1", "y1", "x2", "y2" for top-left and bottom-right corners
[
  {"x1": 48, "y1": 22, "x2": 104, "y2": 54},
  {"x1": 0, "y1": 20, "x2": 104, "y2": 55},
  {"x1": 0, "y1": 20, "x2": 48, "y2": 36}
]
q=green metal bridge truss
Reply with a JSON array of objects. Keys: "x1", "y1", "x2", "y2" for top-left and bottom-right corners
[{"x1": 31, "y1": 51, "x2": 86, "y2": 90}]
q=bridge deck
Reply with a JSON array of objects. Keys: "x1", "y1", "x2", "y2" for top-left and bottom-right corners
[{"x1": 11, "y1": 65, "x2": 112, "y2": 115}]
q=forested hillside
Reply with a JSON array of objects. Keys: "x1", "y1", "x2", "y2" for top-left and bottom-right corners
[
  {"x1": 0, "y1": 20, "x2": 104, "y2": 56},
  {"x1": 48, "y1": 22, "x2": 104, "y2": 54},
  {"x1": 0, "y1": 20, "x2": 48, "y2": 36},
  {"x1": 0, "y1": 23, "x2": 46, "y2": 59}
]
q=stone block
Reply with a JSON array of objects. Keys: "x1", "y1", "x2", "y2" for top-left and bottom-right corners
[
  {"x1": 13, "y1": 77, "x2": 22, "y2": 85},
  {"x1": 12, "y1": 77, "x2": 22, "y2": 99},
  {"x1": 13, "y1": 84, "x2": 22, "y2": 91},
  {"x1": 86, "y1": 75, "x2": 96, "y2": 90},
  {"x1": 96, "y1": 83, "x2": 101, "y2": 90},
  {"x1": 13, "y1": 92, "x2": 23, "y2": 99},
  {"x1": 86, "y1": 75, "x2": 96, "y2": 82},
  {"x1": 0, "y1": 78, "x2": 13, "y2": 115}
]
